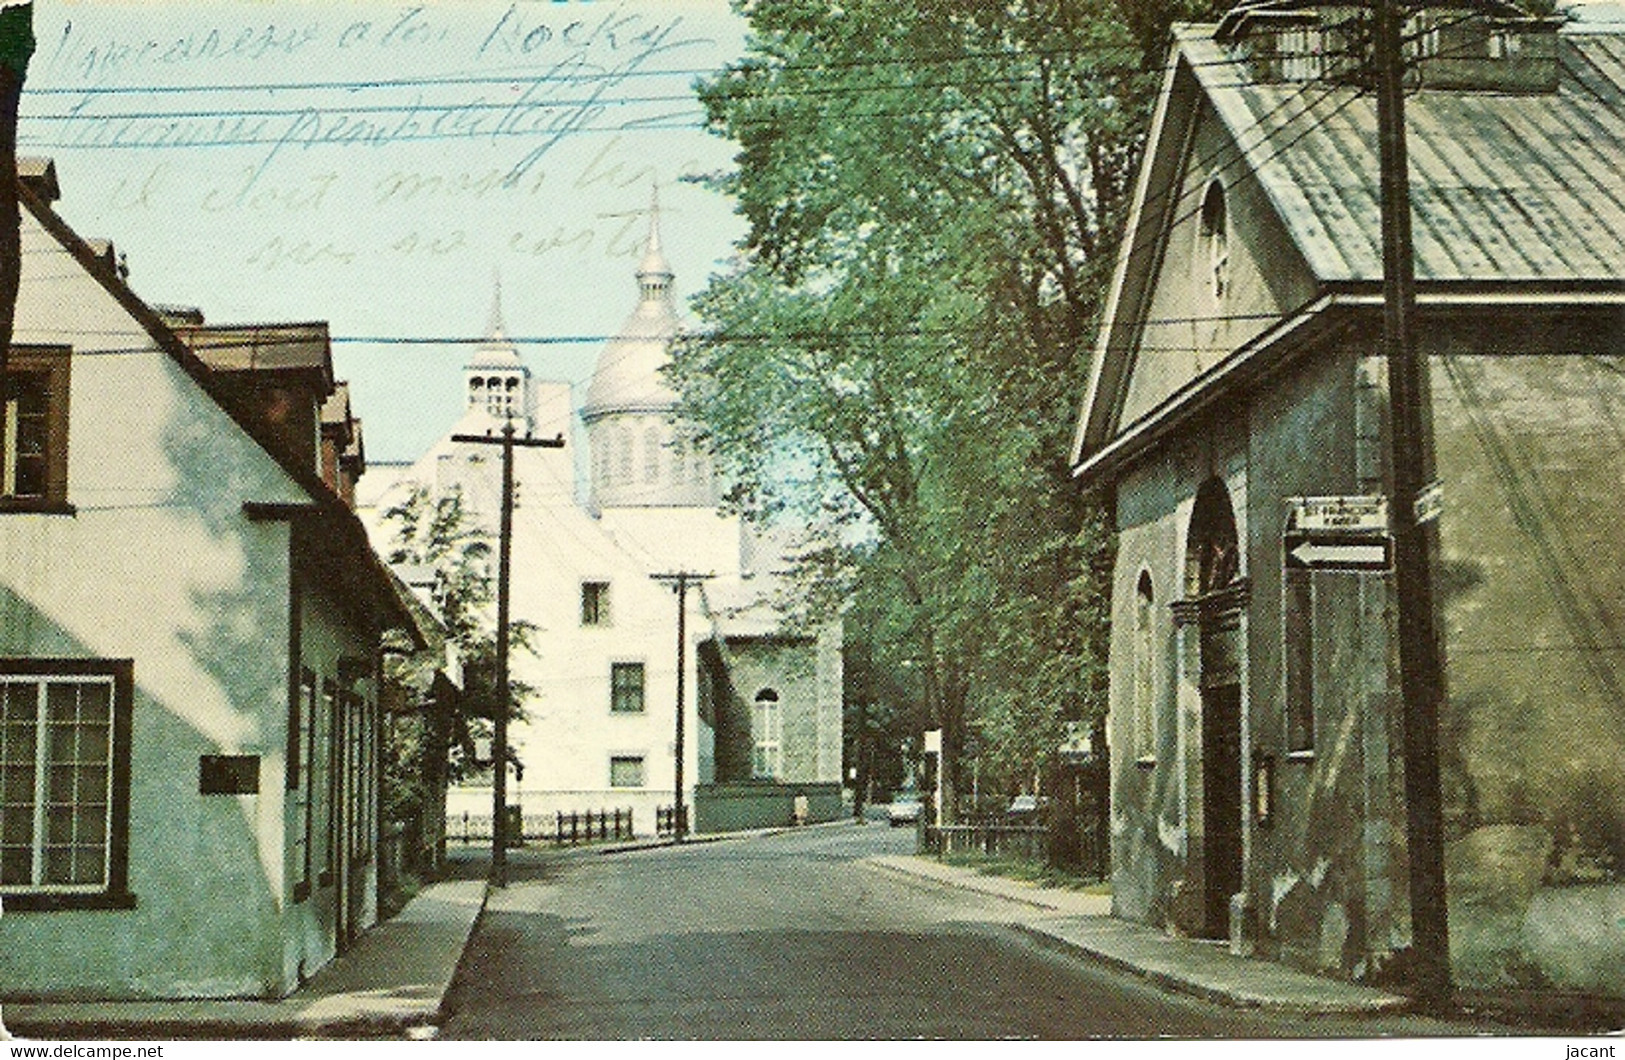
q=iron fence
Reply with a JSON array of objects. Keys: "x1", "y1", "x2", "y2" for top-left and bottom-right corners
[
  {"x1": 655, "y1": 805, "x2": 687, "y2": 838},
  {"x1": 447, "y1": 808, "x2": 635, "y2": 846}
]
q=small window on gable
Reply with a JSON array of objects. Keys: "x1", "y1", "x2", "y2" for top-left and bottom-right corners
[
  {"x1": 1199, "y1": 180, "x2": 1230, "y2": 302},
  {"x1": 2, "y1": 346, "x2": 71, "y2": 510}
]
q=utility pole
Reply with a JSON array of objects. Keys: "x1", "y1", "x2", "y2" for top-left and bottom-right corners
[
  {"x1": 650, "y1": 571, "x2": 714, "y2": 841},
  {"x1": 1372, "y1": 0, "x2": 1450, "y2": 1011},
  {"x1": 452, "y1": 421, "x2": 564, "y2": 887}
]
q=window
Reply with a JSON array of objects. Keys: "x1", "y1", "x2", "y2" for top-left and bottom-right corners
[
  {"x1": 581, "y1": 582, "x2": 611, "y2": 627},
  {"x1": 671, "y1": 438, "x2": 689, "y2": 486},
  {"x1": 609, "y1": 755, "x2": 645, "y2": 788},
  {"x1": 2, "y1": 346, "x2": 70, "y2": 510},
  {"x1": 611, "y1": 662, "x2": 645, "y2": 714},
  {"x1": 0, "y1": 660, "x2": 133, "y2": 909},
  {"x1": 615, "y1": 426, "x2": 633, "y2": 484},
  {"x1": 291, "y1": 669, "x2": 315, "y2": 900},
  {"x1": 1134, "y1": 572, "x2": 1156, "y2": 762},
  {"x1": 1284, "y1": 568, "x2": 1315, "y2": 752},
  {"x1": 643, "y1": 427, "x2": 662, "y2": 484},
  {"x1": 752, "y1": 689, "x2": 782, "y2": 779},
  {"x1": 1199, "y1": 181, "x2": 1230, "y2": 302},
  {"x1": 318, "y1": 682, "x2": 336, "y2": 885},
  {"x1": 1280, "y1": 25, "x2": 1325, "y2": 80}
]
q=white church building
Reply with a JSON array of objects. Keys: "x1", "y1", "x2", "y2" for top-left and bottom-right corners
[{"x1": 360, "y1": 206, "x2": 844, "y2": 837}]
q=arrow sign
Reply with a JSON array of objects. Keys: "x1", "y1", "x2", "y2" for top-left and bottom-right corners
[{"x1": 1284, "y1": 533, "x2": 1392, "y2": 571}]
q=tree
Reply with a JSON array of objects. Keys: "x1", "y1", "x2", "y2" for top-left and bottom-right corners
[
  {"x1": 672, "y1": 0, "x2": 1184, "y2": 819},
  {"x1": 0, "y1": 2, "x2": 33, "y2": 377},
  {"x1": 381, "y1": 486, "x2": 531, "y2": 836}
]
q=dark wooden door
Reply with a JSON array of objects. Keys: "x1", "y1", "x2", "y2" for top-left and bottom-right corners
[{"x1": 1202, "y1": 681, "x2": 1243, "y2": 938}]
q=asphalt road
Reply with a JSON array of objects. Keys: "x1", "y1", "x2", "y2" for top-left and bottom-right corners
[{"x1": 437, "y1": 822, "x2": 1494, "y2": 1040}]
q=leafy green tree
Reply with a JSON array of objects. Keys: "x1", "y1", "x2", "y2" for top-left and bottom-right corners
[
  {"x1": 0, "y1": 3, "x2": 34, "y2": 379},
  {"x1": 673, "y1": 0, "x2": 1181, "y2": 818},
  {"x1": 381, "y1": 486, "x2": 532, "y2": 828}
]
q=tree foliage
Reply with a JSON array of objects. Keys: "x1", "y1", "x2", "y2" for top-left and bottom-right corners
[
  {"x1": 672, "y1": 0, "x2": 1203, "y2": 813},
  {"x1": 382, "y1": 486, "x2": 532, "y2": 790},
  {"x1": 0, "y1": 3, "x2": 34, "y2": 380}
]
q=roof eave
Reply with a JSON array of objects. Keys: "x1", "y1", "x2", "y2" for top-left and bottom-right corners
[{"x1": 20, "y1": 181, "x2": 419, "y2": 649}]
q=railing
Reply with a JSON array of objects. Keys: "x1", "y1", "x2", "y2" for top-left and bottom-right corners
[
  {"x1": 447, "y1": 808, "x2": 635, "y2": 846},
  {"x1": 655, "y1": 805, "x2": 687, "y2": 838},
  {"x1": 552, "y1": 808, "x2": 634, "y2": 846},
  {"x1": 925, "y1": 823, "x2": 1049, "y2": 862}
]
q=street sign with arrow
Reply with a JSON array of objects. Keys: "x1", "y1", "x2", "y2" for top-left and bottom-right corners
[
  {"x1": 1284, "y1": 533, "x2": 1391, "y2": 571},
  {"x1": 1284, "y1": 495, "x2": 1393, "y2": 572}
]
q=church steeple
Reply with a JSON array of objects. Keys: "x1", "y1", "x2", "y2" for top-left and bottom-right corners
[
  {"x1": 464, "y1": 271, "x2": 530, "y2": 426},
  {"x1": 637, "y1": 185, "x2": 674, "y2": 304},
  {"x1": 485, "y1": 270, "x2": 509, "y2": 340}
]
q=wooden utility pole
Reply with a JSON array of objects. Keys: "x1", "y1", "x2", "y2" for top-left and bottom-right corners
[
  {"x1": 1372, "y1": 0, "x2": 1451, "y2": 1010},
  {"x1": 452, "y1": 422, "x2": 564, "y2": 887},
  {"x1": 650, "y1": 571, "x2": 714, "y2": 841}
]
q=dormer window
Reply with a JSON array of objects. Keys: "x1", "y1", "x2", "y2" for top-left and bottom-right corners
[{"x1": 1199, "y1": 180, "x2": 1230, "y2": 302}]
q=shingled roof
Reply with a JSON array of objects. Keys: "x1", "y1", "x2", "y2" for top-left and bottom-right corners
[
  {"x1": 1071, "y1": 11, "x2": 1625, "y2": 477},
  {"x1": 1183, "y1": 23, "x2": 1625, "y2": 284}
]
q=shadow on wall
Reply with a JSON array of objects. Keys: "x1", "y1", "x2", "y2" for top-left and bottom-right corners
[{"x1": 0, "y1": 577, "x2": 280, "y2": 999}]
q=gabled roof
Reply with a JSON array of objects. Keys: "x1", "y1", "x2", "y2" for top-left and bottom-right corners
[
  {"x1": 1071, "y1": 16, "x2": 1625, "y2": 479},
  {"x1": 17, "y1": 167, "x2": 424, "y2": 647},
  {"x1": 1190, "y1": 27, "x2": 1625, "y2": 284}
]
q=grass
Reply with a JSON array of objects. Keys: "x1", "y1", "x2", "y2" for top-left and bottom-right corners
[{"x1": 937, "y1": 849, "x2": 1111, "y2": 894}]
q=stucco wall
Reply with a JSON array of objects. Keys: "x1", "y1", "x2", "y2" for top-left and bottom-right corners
[
  {"x1": 0, "y1": 209, "x2": 315, "y2": 999},
  {"x1": 1427, "y1": 316, "x2": 1625, "y2": 995}
]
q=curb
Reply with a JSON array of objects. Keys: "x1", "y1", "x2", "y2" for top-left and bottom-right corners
[
  {"x1": 8, "y1": 878, "x2": 490, "y2": 1041},
  {"x1": 1008, "y1": 922, "x2": 1408, "y2": 1016},
  {"x1": 864, "y1": 854, "x2": 1410, "y2": 1018}
]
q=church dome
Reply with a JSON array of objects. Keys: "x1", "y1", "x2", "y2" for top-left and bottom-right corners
[{"x1": 582, "y1": 189, "x2": 680, "y2": 421}]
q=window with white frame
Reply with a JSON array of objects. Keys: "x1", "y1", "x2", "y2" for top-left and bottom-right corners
[
  {"x1": 290, "y1": 669, "x2": 315, "y2": 901},
  {"x1": 752, "y1": 689, "x2": 782, "y2": 779},
  {"x1": 0, "y1": 660, "x2": 132, "y2": 908},
  {"x1": 643, "y1": 426, "x2": 662, "y2": 484}
]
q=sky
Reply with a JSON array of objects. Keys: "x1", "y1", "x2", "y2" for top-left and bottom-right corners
[
  {"x1": 16, "y1": 0, "x2": 1624, "y2": 464},
  {"x1": 16, "y1": 0, "x2": 750, "y2": 462}
]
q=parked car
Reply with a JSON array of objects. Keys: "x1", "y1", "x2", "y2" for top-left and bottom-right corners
[
  {"x1": 887, "y1": 794, "x2": 924, "y2": 827},
  {"x1": 1006, "y1": 794, "x2": 1049, "y2": 822}
]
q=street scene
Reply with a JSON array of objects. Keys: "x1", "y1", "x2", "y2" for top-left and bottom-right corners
[
  {"x1": 0, "y1": 0, "x2": 1623, "y2": 1046},
  {"x1": 438, "y1": 823, "x2": 1499, "y2": 1041}
]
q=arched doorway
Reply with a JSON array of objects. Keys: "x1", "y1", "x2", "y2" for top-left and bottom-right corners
[{"x1": 1186, "y1": 477, "x2": 1245, "y2": 939}]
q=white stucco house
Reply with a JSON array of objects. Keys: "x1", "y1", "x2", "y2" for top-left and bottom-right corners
[
  {"x1": 0, "y1": 160, "x2": 423, "y2": 1000},
  {"x1": 360, "y1": 203, "x2": 844, "y2": 836}
]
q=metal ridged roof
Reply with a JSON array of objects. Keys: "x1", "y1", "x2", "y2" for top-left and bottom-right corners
[{"x1": 1184, "y1": 27, "x2": 1625, "y2": 283}]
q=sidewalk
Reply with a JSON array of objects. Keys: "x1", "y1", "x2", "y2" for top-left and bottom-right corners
[
  {"x1": 865, "y1": 854, "x2": 1409, "y2": 1016},
  {"x1": 6, "y1": 877, "x2": 485, "y2": 1040},
  {"x1": 3, "y1": 822, "x2": 845, "y2": 1041}
]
